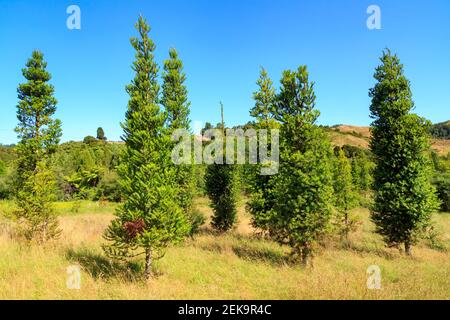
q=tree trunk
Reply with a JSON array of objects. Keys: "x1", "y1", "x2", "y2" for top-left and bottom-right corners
[
  {"x1": 301, "y1": 244, "x2": 311, "y2": 267},
  {"x1": 144, "y1": 248, "x2": 152, "y2": 280},
  {"x1": 404, "y1": 242, "x2": 412, "y2": 256},
  {"x1": 344, "y1": 212, "x2": 349, "y2": 242}
]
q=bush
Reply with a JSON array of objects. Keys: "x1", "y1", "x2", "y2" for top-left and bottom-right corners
[
  {"x1": 96, "y1": 170, "x2": 121, "y2": 202},
  {"x1": 187, "y1": 210, "x2": 206, "y2": 237},
  {"x1": 0, "y1": 165, "x2": 15, "y2": 200},
  {"x1": 83, "y1": 136, "x2": 98, "y2": 145},
  {"x1": 205, "y1": 162, "x2": 238, "y2": 232},
  {"x1": 433, "y1": 174, "x2": 450, "y2": 212}
]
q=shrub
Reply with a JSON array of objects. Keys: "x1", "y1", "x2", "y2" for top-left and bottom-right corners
[{"x1": 433, "y1": 174, "x2": 450, "y2": 212}]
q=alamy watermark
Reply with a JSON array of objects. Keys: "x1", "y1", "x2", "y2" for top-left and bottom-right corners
[
  {"x1": 65, "y1": 5, "x2": 380, "y2": 31},
  {"x1": 66, "y1": 265, "x2": 81, "y2": 290},
  {"x1": 366, "y1": 265, "x2": 382, "y2": 290},
  {"x1": 171, "y1": 128, "x2": 280, "y2": 175},
  {"x1": 367, "y1": 5, "x2": 381, "y2": 30},
  {"x1": 67, "y1": 5, "x2": 81, "y2": 30}
]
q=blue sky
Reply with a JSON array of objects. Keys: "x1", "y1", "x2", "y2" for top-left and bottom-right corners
[{"x1": 0, "y1": 0, "x2": 449, "y2": 144}]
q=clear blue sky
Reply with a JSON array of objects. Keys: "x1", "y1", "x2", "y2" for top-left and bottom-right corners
[{"x1": 0, "y1": 0, "x2": 449, "y2": 144}]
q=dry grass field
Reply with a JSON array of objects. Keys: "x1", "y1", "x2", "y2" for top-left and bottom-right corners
[{"x1": 0, "y1": 198, "x2": 449, "y2": 300}]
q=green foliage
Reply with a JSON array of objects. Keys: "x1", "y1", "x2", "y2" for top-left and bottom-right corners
[
  {"x1": 49, "y1": 141, "x2": 122, "y2": 201},
  {"x1": 421, "y1": 224, "x2": 446, "y2": 251},
  {"x1": 66, "y1": 167, "x2": 102, "y2": 199},
  {"x1": 247, "y1": 68, "x2": 279, "y2": 232},
  {"x1": 0, "y1": 164, "x2": 15, "y2": 200},
  {"x1": 96, "y1": 127, "x2": 107, "y2": 141},
  {"x1": 96, "y1": 170, "x2": 121, "y2": 202},
  {"x1": 186, "y1": 210, "x2": 206, "y2": 238},
  {"x1": 15, "y1": 51, "x2": 62, "y2": 178},
  {"x1": 369, "y1": 49, "x2": 440, "y2": 254},
  {"x1": 332, "y1": 150, "x2": 359, "y2": 240},
  {"x1": 83, "y1": 135, "x2": 97, "y2": 145},
  {"x1": 332, "y1": 146, "x2": 374, "y2": 208},
  {"x1": 103, "y1": 16, "x2": 189, "y2": 279},
  {"x1": 268, "y1": 66, "x2": 334, "y2": 264},
  {"x1": 0, "y1": 160, "x2": 5, "y2": 176},
  {"x1": 205, "y1": 160, "x2": 238, "y2": 232},
  {"x1": 14, "y1": 161, "x2": 61, "y2": 242},
  {"x1": 13, "y1": 50, "x2": 62, "y2": 241},
  {"x1": 334, "y1": 144, "x2": 366, "y2": 158},
  {"x1": 433, "y1": 174, "x2": 450, "y2": 212},
  {"x1": 161, "y1": 47, "x2": 196, "y2": 232},
  {"x1": 430, "y1": 151, "x2": 450, "y2": 212},
  {"x1": 205, "y1": 105, "x2": 238, "y2": 232},
  {"x1": 250, "y1": 67, "x2": 276, "y2": 126},
  {"x1": 351, "y1": 152, "x2": 373, "y2": 192},
  {"x1": 0, "y1": 145, "x2": 17, "y2": 163},
  {"x1": 247, "y1": 170, "x2": 277, "y2": 232},
  {"x1": 162, "y1": 48, "x2": 191, "y2": 130}
]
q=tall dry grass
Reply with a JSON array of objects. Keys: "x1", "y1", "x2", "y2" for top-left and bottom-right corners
[{"x1": 0, "y1": 198, "x2": 449, "y2": 300}]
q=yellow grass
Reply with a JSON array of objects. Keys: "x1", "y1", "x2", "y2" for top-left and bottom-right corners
[
  {"x1": 431, "y1": 139, "x2": 450, "y2": 156},
  {"x1": 329, "y1": 131, "x2": 369, "y2": 149},
  {"x1": 331, "y1": 125, "x2": 450, "y2": 155},
  {"x1": 0, "y1": 198, "x2": 449, "y2": 300},
  {"x1": 334, "y1": 125, "x2": 371, "y2": 139}
]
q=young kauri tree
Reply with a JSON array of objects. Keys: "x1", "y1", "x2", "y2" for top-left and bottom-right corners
[
  {"x1": 270, "y1": 66, "x2": 334, "y2": 265},
  {"x1": 103, "y1": 17, "x2": 189, "y2": 280},
  {"x1": 250, "y1": 67, "x2": 276, "y2": 127},
  {"x1": 369, "y1": 49, "x2": 439, "y2": 255},
  {"x1": 14, "y1": 50, "x2": 62, "y2": 242},
  {"x1": 247, "y1": 67, "x2": 279, "y2": 232},
  {"x1": 205, "y1": 103, "x2": 238, "y2": 232},
  {"x1": 351, "y1": 151, "x2": 373, "y2": 193},
  {"x1": 333, "y1": 150, "x2": 358, "y2": 241}
]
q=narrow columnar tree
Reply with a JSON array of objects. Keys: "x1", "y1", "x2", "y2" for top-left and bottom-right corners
[
  {"x1": 247, "y1": 67, "x2": 279, "y2": 232},
  {"x1": 205, "y1": 103, "x2": 238, "y2": 232},
  {"x1": 14, "y1": 50, "x2": 62, "y2": 242},
  {"x1": 161, "y1": 48, "x2": 195, "y2": 217},
  {"x1": 103, "y1": 16, "x2": 189, "y2": 280},
  {"x1": 369, "y1": 49, "x2": 439, "y2": 255},
  {"x1": 270, "y1": 66, "x2": 334, "y2": 265},
  {"x1": 333, "y1": 150, "x2": 358, "y2": 241}
]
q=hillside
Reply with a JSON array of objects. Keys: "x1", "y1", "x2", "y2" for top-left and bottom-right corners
[
  {"x1": 431, "y1": 121, "x2": 450, "y2": 140},
  {"x1": 329, "y1": 124, "x2": 450, "y2": 155}
]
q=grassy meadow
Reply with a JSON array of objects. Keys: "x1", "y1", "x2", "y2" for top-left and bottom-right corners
[{"x1": 0, "y1": 197, "x2": 448, "y2": 300}]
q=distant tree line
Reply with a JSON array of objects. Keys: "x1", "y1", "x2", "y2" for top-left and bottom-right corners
[{"x1": 430, "y1": 121, "x2": 450, "y2": 140}]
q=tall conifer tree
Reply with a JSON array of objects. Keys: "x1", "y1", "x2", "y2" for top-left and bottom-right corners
[
  {"x1": 333, "y1": 150, "x2": 358, "y2": 241},
  {"x1": 161, "y1": 48, "x2": 195, "y2": 217},
  {"x1": 14, "y1": 50, "x2": 62, "y2": 242},
  {"x1": 270, "y1": 66, "x2": 334, "y2": 265},
  {"x1": 369, "y1": 49, "x2": 439, "y2": 255},
  {"x1": 103, "y1": 17, "x2": 189, "y2": 279},
  {"x1": 247, "y1": 67, "x2": 279, "y2": 232},
  {"x1": 250, "y1": 67, "x2": 276, "y2": 127},
  {"x1": 205, "y1": 103, "x2": 238, "y2": 232}
]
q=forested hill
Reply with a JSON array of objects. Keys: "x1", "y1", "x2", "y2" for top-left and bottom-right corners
[{"x1": 430, "y1": 121, "x2": 450, "y2": 140}]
